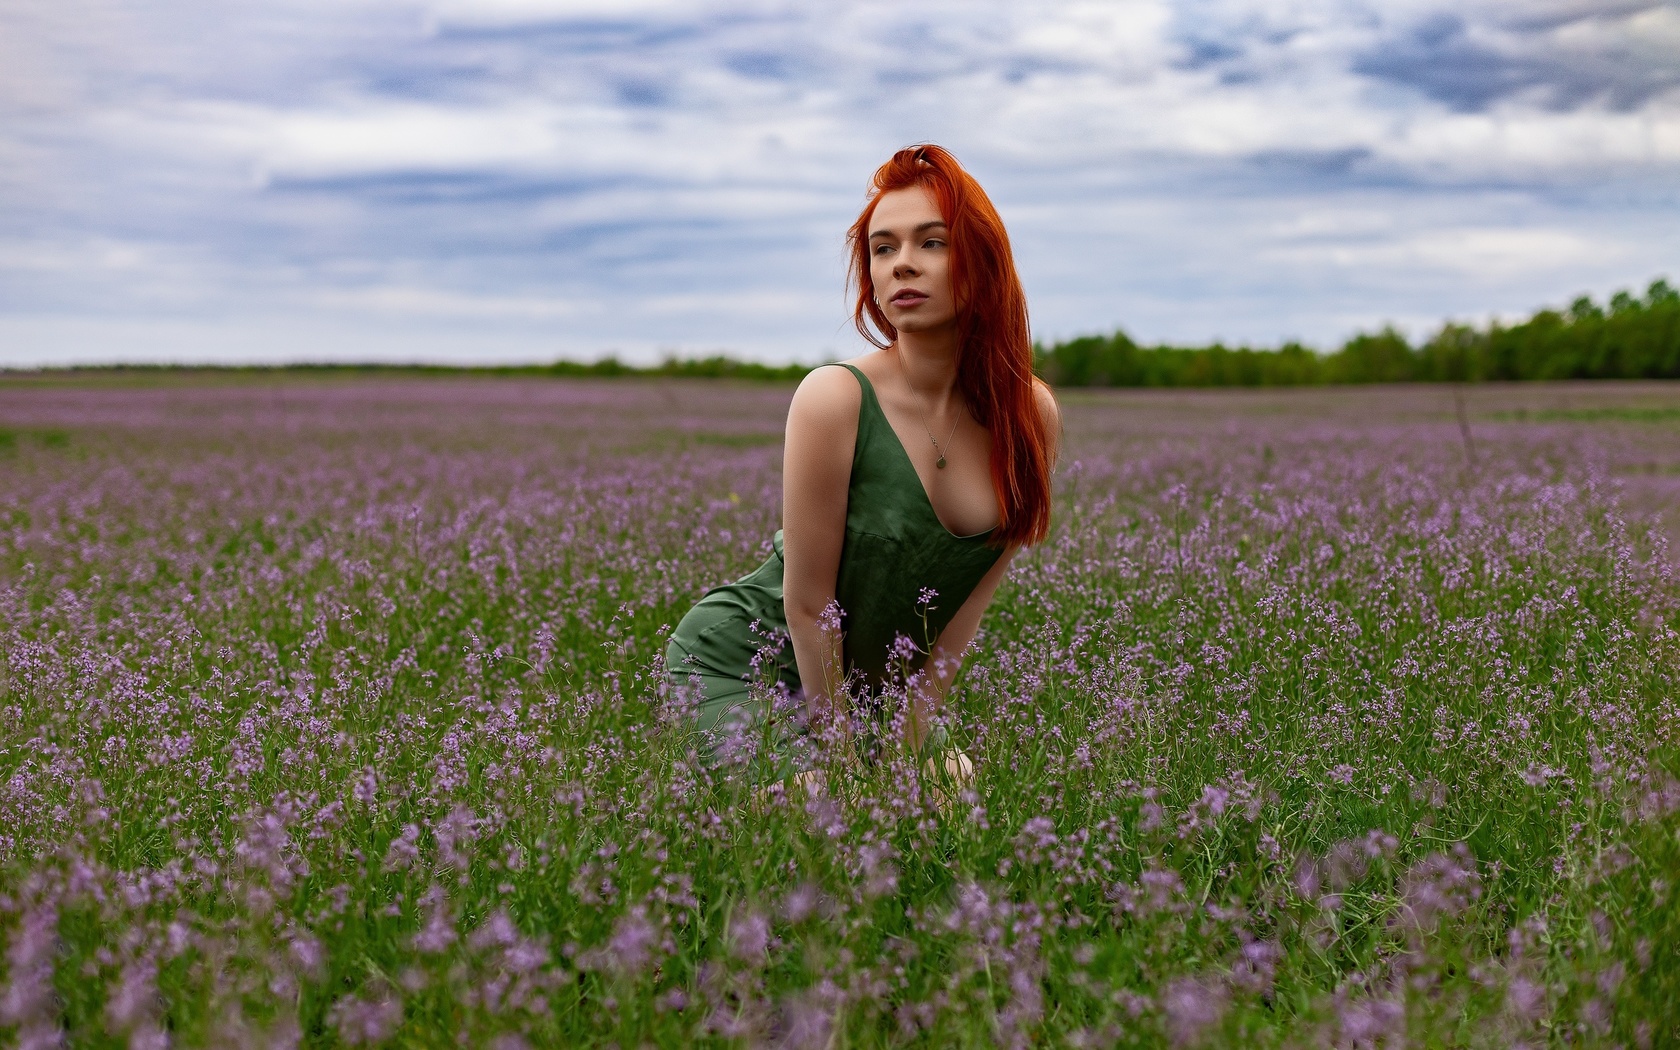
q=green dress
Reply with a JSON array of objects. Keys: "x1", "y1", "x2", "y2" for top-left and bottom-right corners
[{"x1": 665, "y1": 363, "x2": 1004, "y2": 773}]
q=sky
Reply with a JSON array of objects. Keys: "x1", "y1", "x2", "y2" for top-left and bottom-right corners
[{"x1": 1, "y1": 0, "x2": 1677, "y2": 367}]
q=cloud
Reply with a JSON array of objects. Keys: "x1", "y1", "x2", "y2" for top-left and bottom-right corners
[
  {"x1": 1354, "y1": 4, "x2": 1680, "y2": 112},
  {"x1": 424, "y1": 0, "x2": 772, "y2": 25},
  {"x1": 1262, "y1": 226, "x2": 1619, "y2": 279},
  {"x1": 233, "y1": 102, "x2": 579, "y2": 178},
  {"x1": 2, "y1": 0, "x2": 1678, "y2": 366}
]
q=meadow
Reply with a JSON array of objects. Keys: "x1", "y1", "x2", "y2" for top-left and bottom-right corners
[{"x1": 1, "y1": 375, "x2": 1678, "y2": 1048}]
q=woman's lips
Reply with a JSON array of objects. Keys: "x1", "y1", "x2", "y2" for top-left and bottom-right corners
[{"x1": 891, "y1": 292, "x2": 929, "y2": 308}]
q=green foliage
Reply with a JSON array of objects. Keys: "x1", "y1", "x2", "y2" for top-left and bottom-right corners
[
  {"x1": 0, "y1": 428, "x2": 71, "y2": 452},
  {"x1": 1039, "y1": 277, "x2": 1680, "y2": 387},
  {"x1": 543, "y1": 353, "x2": 809, "y2": 379},
  {"x1": 652, "y1": 356, "x2": 810, "y2": 381}
]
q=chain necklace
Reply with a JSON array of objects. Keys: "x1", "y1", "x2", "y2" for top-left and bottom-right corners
[{"x1": 896, "y1": 348, "x2": 962, "y2": 469}]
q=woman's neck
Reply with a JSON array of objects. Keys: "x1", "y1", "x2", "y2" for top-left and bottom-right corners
[{"x1": 894, "y1": 325, "x2": 962, "y2": 405}]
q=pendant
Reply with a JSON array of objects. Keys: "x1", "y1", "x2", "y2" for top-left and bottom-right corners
[{"x1": 936, "y1": 456, "x2": 947, "y2": 469}]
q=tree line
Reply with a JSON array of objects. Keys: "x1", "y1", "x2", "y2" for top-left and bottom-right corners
[
  {"x1": 16, "y1": 277, "x2": 1676, "y2": 386},
  {"x1": 1036, "y1": 277, "x2": 1680, "y2": 387}
]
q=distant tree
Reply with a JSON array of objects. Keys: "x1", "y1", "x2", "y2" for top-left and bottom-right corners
[
  {"x1": 1328, "y1": 327, "x2": 1414, "y2": 383},
  {"x1": 1036, "y1": 275, "x2": 1680, "y2": 387},
  {"x1": 1269, "y1": 343, "x2": 1325, "y2": 385},
  {"x1": 1417, "y1": 323, "x2": 1482, "y2": 382}
]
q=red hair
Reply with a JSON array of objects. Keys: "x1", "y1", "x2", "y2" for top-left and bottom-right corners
[{"x1": 847, "y1": 144, "x2": 1055, "y2": 547}]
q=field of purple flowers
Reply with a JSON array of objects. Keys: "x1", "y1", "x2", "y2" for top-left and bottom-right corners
[{"x1": 2, "y1": 375, "x2": 1678, "y2": 1047}]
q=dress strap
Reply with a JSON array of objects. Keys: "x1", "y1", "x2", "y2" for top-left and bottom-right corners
[{"x1": 825, "y1": 361, "x2": 876, "y2": 399}]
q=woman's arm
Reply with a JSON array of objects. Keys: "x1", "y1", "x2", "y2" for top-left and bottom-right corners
[
  {"x1": 904, "y1": 545, "x2": 1018, "y2": 752},
  {"x1": 905, "y1": 378, "x2": 1062, "y2": 751},
  {"x1": 781, "y1": 367, "x2": 863, "y2": 727}
]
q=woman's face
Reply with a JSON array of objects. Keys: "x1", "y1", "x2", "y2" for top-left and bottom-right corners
[{"x1": 868, "y1": 184, "x2": 957, "y2": 337}]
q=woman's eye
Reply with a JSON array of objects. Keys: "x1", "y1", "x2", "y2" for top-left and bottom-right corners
[
  {"x1": 874, "y1": 244, "x2": 894, "y2": 255},
  {"x1": 924, "y1": 239, "x2": 946, "y2": 249}
]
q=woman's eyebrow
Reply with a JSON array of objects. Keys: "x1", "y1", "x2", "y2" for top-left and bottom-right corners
[{"x1": 868, "y1": 220, "x2": 949, "y2": 240}]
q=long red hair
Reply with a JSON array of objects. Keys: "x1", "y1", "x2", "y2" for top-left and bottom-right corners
[{"x1": 847, "y1": 144, "x2": 1055, "y2": 547}]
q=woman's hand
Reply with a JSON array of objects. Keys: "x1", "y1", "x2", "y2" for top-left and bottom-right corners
[{"x1": 922, "y1": 747, "x2": 975, "y2": 814}]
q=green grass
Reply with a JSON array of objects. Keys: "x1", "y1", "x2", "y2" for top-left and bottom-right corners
[
  {"x1": 0, "y1": 379, "x2": 1677, "y2": 1046},
  {"x1": 1491, "y1": 405, "x2": 1680, "y2": 423},
  {"x1": 0, "y1": 427, "x2": 71, "y2": 451}
]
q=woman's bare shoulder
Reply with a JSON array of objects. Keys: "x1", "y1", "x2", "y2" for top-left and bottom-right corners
[
  {"x1": 1031, "y1": 376, "x2": 1062, "y2": 428},
  {"x1": 1032, "y1": 377, "x2": 1063, "y2": 461},
  {"x1": 787, "y1": 360, "x2": 867, "y2": 434}
]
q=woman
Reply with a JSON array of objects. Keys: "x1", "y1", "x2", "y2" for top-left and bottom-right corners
[{"x1": 665, "y1": 144, "x2": 1060, "y2": 784}]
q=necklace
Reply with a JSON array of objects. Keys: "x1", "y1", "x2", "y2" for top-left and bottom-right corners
[{"x1": 896, "y1": 348, "x2": 962, "y2": 469}]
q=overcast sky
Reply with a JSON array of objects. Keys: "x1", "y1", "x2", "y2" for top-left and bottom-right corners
[{"x1": 2, "y1": 0, "x2": 1677, "y2": 366}]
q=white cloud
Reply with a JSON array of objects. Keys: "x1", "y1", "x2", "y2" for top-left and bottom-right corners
[
  {"x1": 1013, "y1": 1, "x2": 1175, "y2": 73},
  {"x1": 310, "y1": 284, "x2": 592, "y2": 319},
  {"x1": 1264, "y1": 226, "x2": 1619, "y2": 279},
  {"x1": 424, "y1": 0, "x2": 775, "y2": 26},
  {"x1": 244, "y1": 102, "x2": 573, "y2": 178},
  {"x1": 2, "y1": 0, "x2": 1678, "y2": 365},
  {"x1": 1386, "y1": 101, "x2": 1680, "y2": 174}
]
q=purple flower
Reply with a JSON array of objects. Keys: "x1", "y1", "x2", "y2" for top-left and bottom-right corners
[
  {"x1": 328, "y1": 990, "x2": 403, "y2": 1045},
  {"x1": 1, "y1": 904, "x2": 60, "y2": 1034},
  {"x1": 412, "y1": 886, "x2": 458, "y2": 954},
  {"x1": 1229, "y1": 939, "x2": 1279, "y2": 996},
  {"x1": 1505, "y1": 976, "x2": 1546, "y2": 1020},
  {"x1": 728, "y1": 909, "x2": 771, "y2": 965},
  {"x1": 603, "y1": 905, "x2": 658, "y2": 977},
  {"x1": 1395, "y1": 843, "x2": 1482, "y2": 933},
  {"x1": 104, "y1": 956, "x2": 161, "y2": 1033},
  {"x1": 1161, "y1": 976, "x2": 1227, "y2": 1046},
  {"x1": 1335, "y1": 995, "x2": 1404, "y2": 1046},
  {"x1": 381, "y1": 825, "x2": 421, "y2": 873},
  {"x1": 779, "y1": 883, "x2": 820, "y2": 925}
]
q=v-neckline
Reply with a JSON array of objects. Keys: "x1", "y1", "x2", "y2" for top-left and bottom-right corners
[{"x1": 845, "y1": 364, "x2": 996, "y2": 542}]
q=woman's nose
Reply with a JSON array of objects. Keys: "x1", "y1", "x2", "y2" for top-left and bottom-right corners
[{"x1": 893, "y1": 256, "x2": 919, "y2": 279}]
